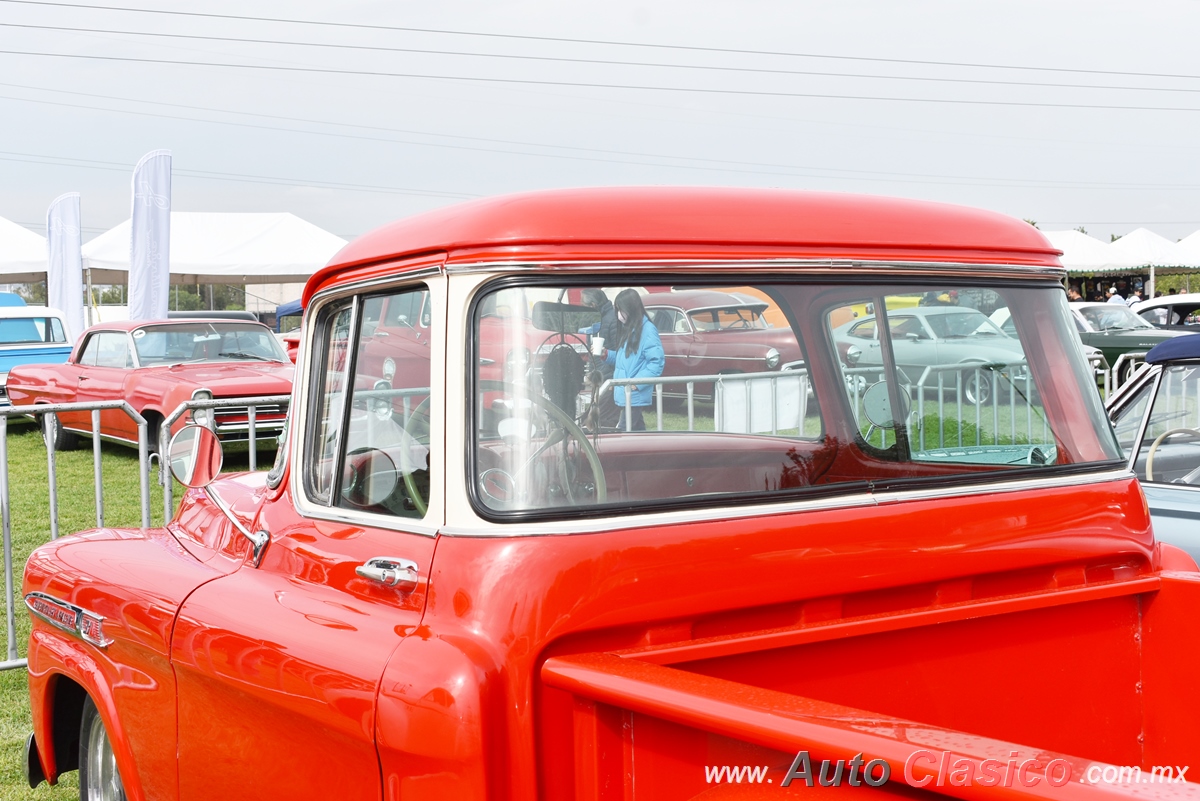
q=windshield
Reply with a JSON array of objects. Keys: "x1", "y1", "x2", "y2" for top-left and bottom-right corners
[
  {"x1": 470, "y1": 279, "x2": 1120, "y2": 519},
  {"x1": 1079, "y1": 305, "x2": 1154, "y2": 332},
  {"x1": 133, "y1": 323, "x2": 287, "y2": 365}
]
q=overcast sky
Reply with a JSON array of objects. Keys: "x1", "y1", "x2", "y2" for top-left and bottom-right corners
[{"x1": 3, "y1": 0, "x2": 1200, "y2": 246}]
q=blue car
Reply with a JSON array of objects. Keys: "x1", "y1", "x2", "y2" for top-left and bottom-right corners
[
  {"x1": 0, "y1": 305, "x2": 73, "y2": 406},
  {"x1": 1108, "y1": 334, "x2": 1200, "y2": 561}
]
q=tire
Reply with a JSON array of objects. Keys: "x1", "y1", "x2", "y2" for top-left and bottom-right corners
[
  {"x1": 962, "y1": 368, "x2": 993, "y2": 405},
  {"x1": 42, "y1": 411, "x2": 78, "y2": 451},
  {"x1": 143, "y1": 413, "x2": 163, "y2": 456},
  {"x1": 79, "y1": 695, "x2": 126, "y2": 801}
]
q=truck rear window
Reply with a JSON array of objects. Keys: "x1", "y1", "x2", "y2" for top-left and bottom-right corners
[{"x1": 469, "y1": 279, "x2": 1122, "y2": 520}]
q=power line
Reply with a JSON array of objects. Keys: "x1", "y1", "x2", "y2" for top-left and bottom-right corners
[
  {"x1": 1, "y1": 21, "x2": 1197, "y2": 95},
  {"x1": 6, "y1": 143, "x2": 1200, "y2": 195},
  {"x1": 5, "y1": 48, "x2": 1200, "y2": 113},
  {"x1": 3, "y1": 0, "x2": 1199, "y2": 84},
  {"x1": 5, "y1": 80, "x2": 1149, "y2": 183},
  {"x1": 0, "y1": 150, "x2": 476, "y2": 198},
  {"x1": 6, "y1": 80, "x2": 1200, "y2": 190}
]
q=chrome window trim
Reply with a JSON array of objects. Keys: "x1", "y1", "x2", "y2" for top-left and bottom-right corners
[
  {"x1": 290, "y1": 267, "x2": 444, "y2": 534},
  {"x1": 1123, "y1": 367, "x2": 1161, "y2": 475},
  {"x1": 442, "y1": 257, "x2": 1066, "y2": 279},
  {"x1": 441, "y1": 467, "x2": 1133, "y2": 538}
]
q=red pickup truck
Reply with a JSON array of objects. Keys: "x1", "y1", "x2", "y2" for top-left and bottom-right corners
[{"x1": 21, "y1": 187, "x2": 1200, "y2": 800}]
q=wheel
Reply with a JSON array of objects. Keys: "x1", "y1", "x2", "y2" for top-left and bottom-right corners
[
  {"x1": 962, "y1": 367, "x2": 993, "y2": 405},
  {"x1": 79, "y1": 695, "x2": 126, "y2": 801},
  {"x1": 478, "y1": 379, "x2": 607, "y2": 508},
  {"x1": 42, "y1": 411, "x2": 78, "y2": 451},
  {"x1": 1146, "y1": 428, "x2": 1200, "y2": 482}
]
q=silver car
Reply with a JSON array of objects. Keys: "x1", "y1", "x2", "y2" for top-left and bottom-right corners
[{"x1": 832, "y1": 306, "x2": 1026, "y2": 404}]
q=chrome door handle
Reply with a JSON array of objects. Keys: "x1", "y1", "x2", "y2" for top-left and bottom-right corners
[{"x1": 356, "y1": 557, "x2": 418, "y2": 592}]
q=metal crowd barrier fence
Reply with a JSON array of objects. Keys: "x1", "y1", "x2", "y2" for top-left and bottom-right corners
[
  {"x1": 160, "y1": 394, "x2": 291, "y2": 520},
  {"x1": 599, "y1": 368, "x2": 811, "y2": 433},
  {"x1": 0, "y1": 400, "x2": 152, "y2": 671},
  {"x1": 910, "y1": 362, "x2": 1046, "y2": 452},
  {"x1": 1109, "y1": 352, "x2": 1148, "y2": 394},
  {"x1": 1090, "y1": 355, "x2": 1111, "y2": 398},
  {"x1": 0, "y1": 394, "x2": 290, "y2": 672}
]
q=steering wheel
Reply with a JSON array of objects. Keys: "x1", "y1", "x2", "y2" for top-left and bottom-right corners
[
  {"x1": 537, "y1": 331, "x2": 590, "y2": 355},
  {"x1": 727, "y1": 319, "x2": 753, "y2": 329},
  {"x1": 401, "y1": 396, "x2": 432, "y2": 517},
  {"x1": 478, "y1": 379, "x2": 607, "y2": 507},
  {"x1": 1146, "y1": 428, "x2": 1200, "y2": 482}
]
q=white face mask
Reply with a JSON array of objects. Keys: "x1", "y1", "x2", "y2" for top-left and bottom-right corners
[{"x1": 617, "y1": 310, "x2": 627, "y2": 323}]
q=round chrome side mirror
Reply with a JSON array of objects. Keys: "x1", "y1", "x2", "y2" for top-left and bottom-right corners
[
  {"x1": 861, "y1": 381, "x2": 910, "y2": 430},
  {"x1": 168, "y1": 424, "x2": 224, "y2": 488}
]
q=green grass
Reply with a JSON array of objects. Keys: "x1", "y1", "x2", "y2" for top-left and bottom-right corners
[{"x1": 0, "y1": 422, "x2": 266, "y2": 799}]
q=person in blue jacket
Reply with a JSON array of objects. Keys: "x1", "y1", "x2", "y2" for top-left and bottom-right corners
[{"x1": 604, "y1": 288, "x2": 665, "y2": 431}]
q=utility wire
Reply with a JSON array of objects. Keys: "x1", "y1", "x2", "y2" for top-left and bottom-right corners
[
  {"x1": 5, "y1": 145, "x2": 1200, "y2": 193},
  {"x1": 0, "y1": 150, "x2": 476, "y2": 198},
  {"x1": 5, "y1": 49, "x2": 1200, "y2": 113},
  {"x1": 2, "y1": 0, "x2": 1199, "y2": 83},
  {"x1": 0, "y1": 21, "x2": 1196, "y2": 95},
  {"x1": 1, "y1": 80, "x2": 1144, "y2": 182}
]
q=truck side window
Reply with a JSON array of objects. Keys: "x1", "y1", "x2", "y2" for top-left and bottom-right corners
[{"x1": 306, "y1": 286, "x2": 433, "y2": 519}]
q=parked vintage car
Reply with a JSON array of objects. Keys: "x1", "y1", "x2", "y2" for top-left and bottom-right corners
[
  {"x1": 642, "y1": 289, "x2": 802, "y2": 397},
  {"x1": 20, "y1": 188, "x2": 1200, "y2": 801},
  {"x1": 1131, "y1": 292, "x2": 1200, "y2": 330},
  {"x1": 990, "y1": 306, "x2": 1108, "y2": 372},
  {"x1": 831, "y1": 304, "x2": 1026, "y2": 404},
  {"x1": 0, "y1": 305, "x2": 74, "y2": 406},
  {"x1": 1069, "y1": 301, "x2": 1184, "y2": 381},
  {"x1": 1107, "y1": 333, "x2": 1200, "y2": 561},
  {"x1": 7, "y1": 319, "x2": 293, "y2": 451}
]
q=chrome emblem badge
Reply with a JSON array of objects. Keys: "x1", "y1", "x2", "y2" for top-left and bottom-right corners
[{"x1": 25, "y1": 592, "x2": 112, "y2": 648}]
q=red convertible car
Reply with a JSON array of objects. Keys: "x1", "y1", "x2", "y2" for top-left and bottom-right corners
[
  {"x1": 18, "y1": 188, "x2": 1200, "y2": 801},
  {"x1": 7, "y1": 319, "x2": 293, "y2": 451}
]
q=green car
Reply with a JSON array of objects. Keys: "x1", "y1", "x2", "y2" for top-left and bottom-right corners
[{"x1": 1070, "y1": 302, "x2": 1185, "y2": 381}]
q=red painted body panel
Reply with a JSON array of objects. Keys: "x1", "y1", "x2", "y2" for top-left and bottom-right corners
[
  {"x1": 24, "y1": 526, "x2": 227, "y2": 799},
  {"x1": 310, "y1": 188, "x2": 1060, "y2": 300},
  {"x1": 170, "y1": 482, "x2": 435, "y2": 800}
]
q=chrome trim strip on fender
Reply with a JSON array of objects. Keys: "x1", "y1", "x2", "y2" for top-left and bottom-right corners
[
  {"x1": 24, "y1": 591, "x2": 112, "y2": 648},
  {"x1": 441, "y1": 468, "x2": 1133, "y2": 538}
]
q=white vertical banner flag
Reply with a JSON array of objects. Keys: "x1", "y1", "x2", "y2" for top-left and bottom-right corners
[
  {"x1": 45, "y1": 192, "x2": 85, "y2": 339},
  {"x1": 128, "y1": 149, "x2": 172, "y2": 321}
]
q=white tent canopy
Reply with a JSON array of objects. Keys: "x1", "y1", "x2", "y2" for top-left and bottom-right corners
[
  {"x1": 0, "y1": 216, "x2": 48, "y2": 280},
  {"x1": 1108, "y1": 228, "x2": 1200, "y2": 268},
  {"x1": 82, "y1": 212, "x2": 347, "y2": 284},
  {"x1": 1174, "y1": 230, "x2": 1200, "y2": 265},
  {"x1": 1042, "y1": 230, "x2": 1141, "y2": 273}
]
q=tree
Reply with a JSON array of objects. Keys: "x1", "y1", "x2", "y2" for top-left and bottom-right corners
[
  {"x1": 1023, "y1": 219, "x2": 1039, "y2": 228},
  {"x1": 1074, "y1": 226, "x2": 1088, "y2": 235}
]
